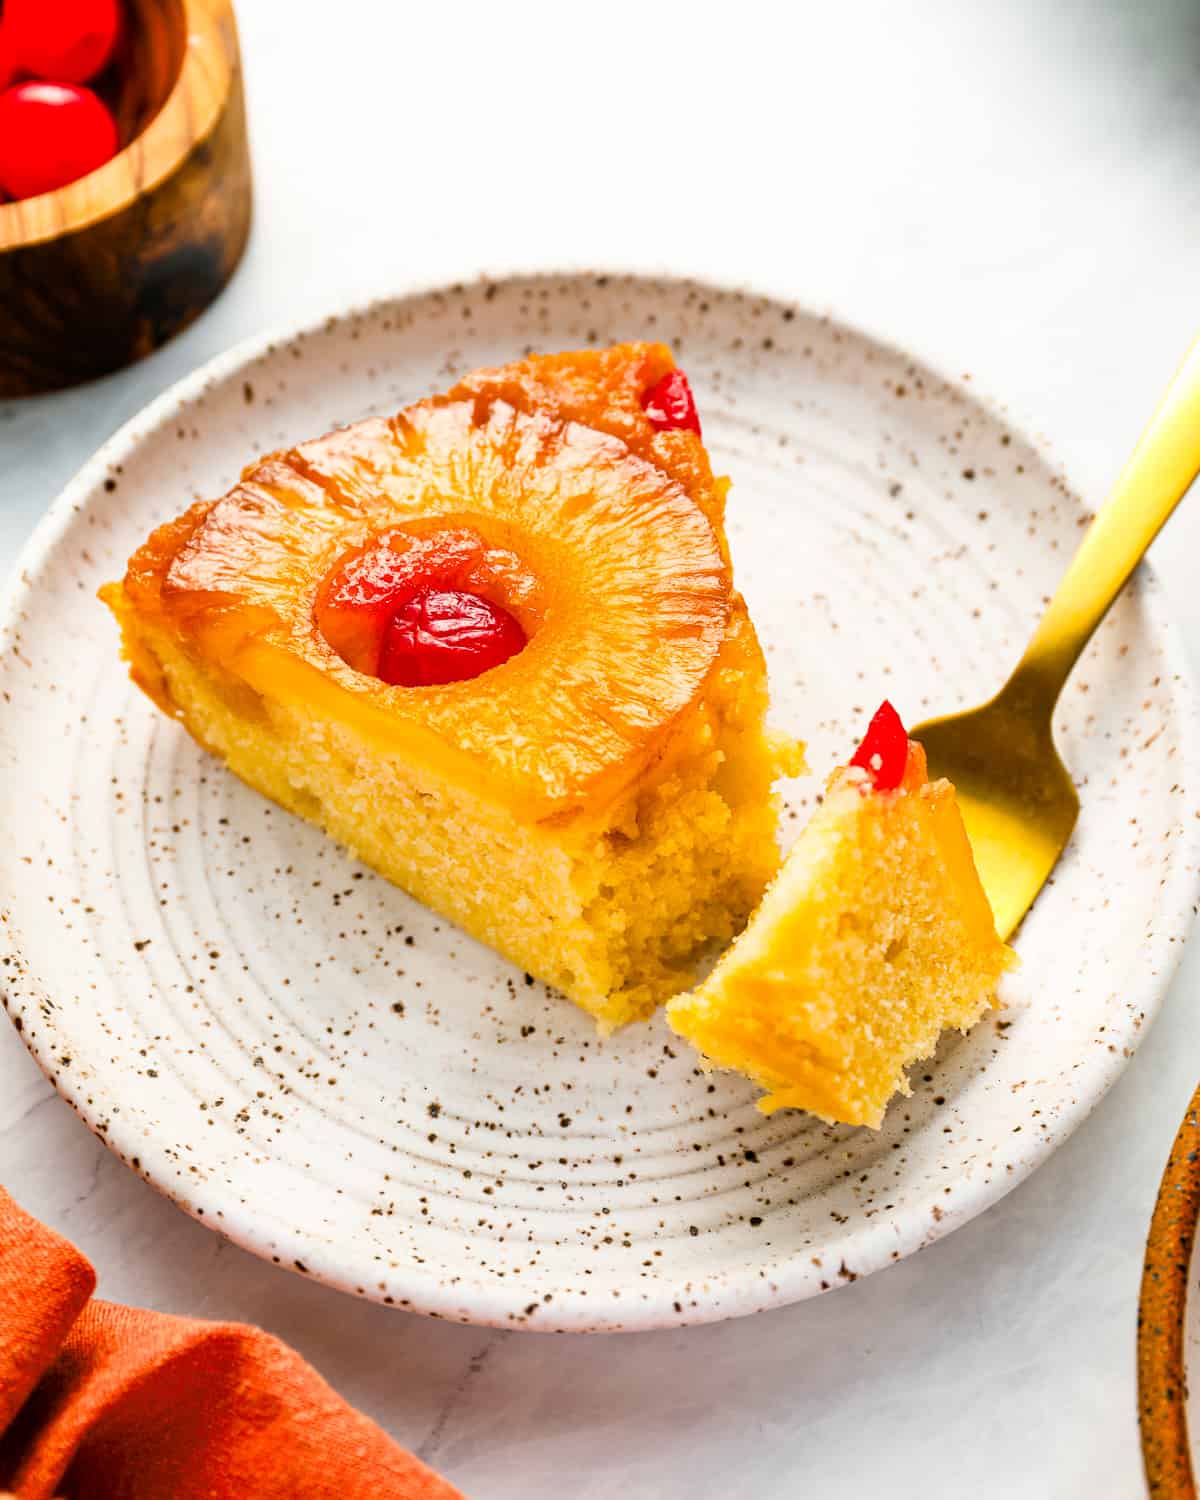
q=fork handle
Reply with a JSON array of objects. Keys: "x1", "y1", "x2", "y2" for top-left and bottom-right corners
[{"x1": 1008, "y1": 334, "x2": 1200, "y2": 708}]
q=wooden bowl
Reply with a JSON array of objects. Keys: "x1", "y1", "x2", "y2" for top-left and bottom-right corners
[
  {"x1": 1139, "y1": 1083, "x2": 1200, "y2": 1497},
  {"x1": 0, "y1": 0, "x2": 252, "y2": 397}
]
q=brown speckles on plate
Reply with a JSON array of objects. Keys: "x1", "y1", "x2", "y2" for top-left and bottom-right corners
[{"x1": 0, "y1": 272, "x2": 1197, "y2": 1332}]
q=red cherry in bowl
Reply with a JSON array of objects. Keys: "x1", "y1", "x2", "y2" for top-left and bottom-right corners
[
  {"x1": 0, "y1": 25, "x2": 17, "y2": 93},
  {"x1": 0, "y1": 82, "x2": 119, "y2": 199},
  {"x1": 3, "y1": 0, "x2": 123, "y2": 85}
]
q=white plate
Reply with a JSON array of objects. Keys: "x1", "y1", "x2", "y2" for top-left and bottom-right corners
[{"x1": 2, "y1": 273, "x2": 1197, "y2": 1332}]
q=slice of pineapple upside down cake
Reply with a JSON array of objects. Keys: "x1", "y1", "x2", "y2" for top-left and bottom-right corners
[{"x1": 101, "y1": 344, "x2": 799, "y2": 1030}]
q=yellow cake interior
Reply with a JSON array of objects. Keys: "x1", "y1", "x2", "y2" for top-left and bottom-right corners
[
  {"x1": 104, "y1": 590, "x2": 787, "y2": 1030},
  {"x1": 666, "y1": 745, "x2": 1015, "y2": 1125}
]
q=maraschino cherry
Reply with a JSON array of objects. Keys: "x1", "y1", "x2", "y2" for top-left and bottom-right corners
[
  {"x1": 4, "y1": 0, "x2": 122, "y2": 85},
  {"x1": 0, "y1": 0, "x2": 122, "y2": 200},
  {"x1": 0, "y1": 26, "x2": 16, "y2": 93},
  {"x1": 849, "y1": 700, "x2": 910, "y2": 791},
  {"x1": 319, "y1": 530, "x2": 530, "y2": 688},
  {"x1": 0, "y1": 82, "x2": 118, "y2": 199},
  {"x1": 641, "y1": 369, "x2": 702, "y2": 436},
  {"x1": 378, "y1": 587, "x2": 527, "y2": 687}
]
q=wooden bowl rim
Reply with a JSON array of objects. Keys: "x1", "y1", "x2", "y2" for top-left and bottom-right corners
[
  {"x1": 0, "y1": 0, "x2": 237, "y2": 252},
  {"x1": 1138, "y1": 1081, "x2": 1200, "y2": 1498}
]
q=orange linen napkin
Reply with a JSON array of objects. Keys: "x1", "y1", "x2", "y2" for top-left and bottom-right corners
[{"x1": 0, "y1": 1187, "x2": 464, "y2": 1499}]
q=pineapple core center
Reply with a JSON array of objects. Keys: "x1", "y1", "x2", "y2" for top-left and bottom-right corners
[{"x1": 315, "y1": 525, "x2": 533, "y2": 686}]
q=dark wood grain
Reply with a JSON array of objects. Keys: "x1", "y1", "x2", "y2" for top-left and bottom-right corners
[{"x1": 0, "y1": 0, "x2": 251, "y2": 397}]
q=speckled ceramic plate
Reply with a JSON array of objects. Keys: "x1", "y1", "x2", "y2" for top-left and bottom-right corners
[
  {"x1": 1139, "y1": 1085, "x2": 1200, "y2": 1497},
  {"x1": 2, "y1": 273, "x2": 1198, "y2": 1332}
]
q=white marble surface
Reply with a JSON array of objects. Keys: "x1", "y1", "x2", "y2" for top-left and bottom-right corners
[{"x1": 2, "y1": 1, "x2": 1199, "y2": 1493}]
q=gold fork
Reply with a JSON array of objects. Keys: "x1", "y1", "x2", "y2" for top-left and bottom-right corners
[{"x1": 913, "y1": 338, "x2": 1200, "y2": 941}]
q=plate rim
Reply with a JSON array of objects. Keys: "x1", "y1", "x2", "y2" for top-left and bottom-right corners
[{"x1": 3, "y1": 267, "x2": 1200, "y2": 1333}]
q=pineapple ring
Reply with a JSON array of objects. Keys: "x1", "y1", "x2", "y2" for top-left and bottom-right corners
[{"x1": 132, "y1": 395, "x2": 732, "y2": 819}]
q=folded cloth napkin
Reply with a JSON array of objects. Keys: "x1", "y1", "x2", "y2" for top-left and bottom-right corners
[{"x1": 0, "y1": 1187, "x2": 464, "y2": 1499}]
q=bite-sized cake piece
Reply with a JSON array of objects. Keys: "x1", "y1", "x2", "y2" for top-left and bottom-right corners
[
  {"x1": 667, "y1": 702, "x2": 1014, "y2": 1126},
  {"x1": 101, "y1": 343, "x2": 796, "y2": 1031}
]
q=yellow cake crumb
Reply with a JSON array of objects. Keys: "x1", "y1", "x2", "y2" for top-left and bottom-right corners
[{"x1": 666, "y1": 747, "x2": 1015, "y2": 1125}]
